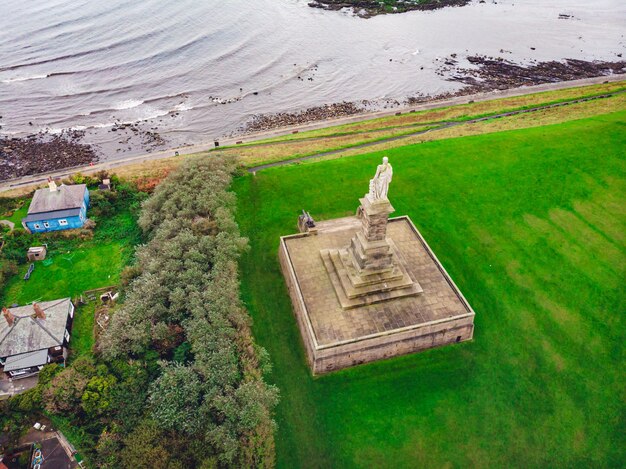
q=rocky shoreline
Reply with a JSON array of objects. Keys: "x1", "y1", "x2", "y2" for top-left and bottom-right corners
[
  {"x1": 442, "y1": 56, "x2": 626, "y2": 94},
  {"x1": 242, "y1": 58, "x2": 625, "y2": 134},
  {"x1": 2, "y1": 57, "x2": 623, "y2": 182},
  {"x1": 0, "y1": 130, "x2": 98, "y2": 182},
  {"x1": 108, "y1": 121, "x2": 167, "y2": 153},
  {"x1": 308, "y1": 0, "x2": 470, "y2": 18},
  {"x1": 242, "y1": 102, "x2": 364, "y2": 134}
]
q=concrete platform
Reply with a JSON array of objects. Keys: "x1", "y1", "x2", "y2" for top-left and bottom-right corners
[{"x1": 279, "y1": 215, "x2": 475, "y2": 374}]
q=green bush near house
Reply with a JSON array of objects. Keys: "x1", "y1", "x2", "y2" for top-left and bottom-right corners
[{"x1": 233, "y1": 111, "x2": 626, "y2": 468}]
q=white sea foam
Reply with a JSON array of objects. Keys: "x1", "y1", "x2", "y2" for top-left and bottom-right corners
[
  {"x1": 113, "y1": 99, "x2": 144, "y2": 110},
  {"x1": 174, "y1": 102, "x2": 193, "y2": 112},
  {"x1": 1, "y1": 74, "x2": 48, "y2": 84}
]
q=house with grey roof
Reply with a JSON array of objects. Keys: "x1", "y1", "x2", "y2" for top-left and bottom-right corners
[
  {"x1": 22, "y1": 179, "x2": 89, "y2": 233},
  {"x1": 0, "y1": 299, "x2": 74, "y2": 379}
]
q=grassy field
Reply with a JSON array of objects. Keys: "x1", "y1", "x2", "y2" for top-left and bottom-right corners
[
  {"x1": 233, "y1": 110, "x2": 625, "y2": 467},
  {"x1": 2, "y1": 242, "x2": 126, "y2": 305}
]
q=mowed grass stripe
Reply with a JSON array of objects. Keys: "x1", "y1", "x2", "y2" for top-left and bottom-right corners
[{"x1": 233, "y1": 110, "x2": 625, "y2": 468}]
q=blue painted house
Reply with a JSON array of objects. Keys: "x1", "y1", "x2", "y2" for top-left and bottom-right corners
[{"x1": 22, "y1": 179, "x2": 90, "y2": 233}]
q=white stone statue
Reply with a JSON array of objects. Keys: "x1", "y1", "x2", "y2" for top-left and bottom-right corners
[{"x1": 367, "y1": 157, "x2": 393, "y2": 201}]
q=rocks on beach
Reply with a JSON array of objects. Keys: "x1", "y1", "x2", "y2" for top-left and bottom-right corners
[
  {"x1": 0, "y1": 130, "x2": 97, "y2": 182},
  {"x1": 109, "y1": 121, "x2": 167, "y2": 153},
  {"x1": 308, "y1": 0, "x2": 471, "y2": 18},
  {"x1": 243, "y1": 102, "x2": 364, "y2": 133},
  {"x1": 244, "y1": 57, "x2": 625, "y2": 135},
  {"x1": 441, "y1": 56, "x2": 626, "y2": 93}
]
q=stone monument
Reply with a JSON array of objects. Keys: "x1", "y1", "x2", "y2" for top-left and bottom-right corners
[
  {"x1": 279, "y1": 157, "x2": 475, "y2": 374},
  {"x1": 320, "y1": 156, "x2": 422, "y2": 309}
]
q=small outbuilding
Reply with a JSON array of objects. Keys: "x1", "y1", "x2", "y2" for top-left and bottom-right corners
[
  {"x1": 22, "y1": 179, "x2": 89, "y2": 233},
  {"x1": 0, "y1": 299, "x2": 74, "y2": 379},
  {"x1": 27, "y1": 246, "x2": 47, "y2": 261},
  {"x1": 98, "y1": 178, "x2": 112, "y2": 191}
]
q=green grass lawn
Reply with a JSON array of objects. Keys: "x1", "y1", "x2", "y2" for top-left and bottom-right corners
[
  {"x1": 233, "y1": 110, "x2": 626, "y2": 468},
  {"x1": 2, "y1": 241, "x2": 126, "y2": 305},
  {"x1": 5, "y1": 202, "x2": 29, "y2": 226},
  {"x1": 68, "y1": 301, "x2": 97, "y2": 360}
]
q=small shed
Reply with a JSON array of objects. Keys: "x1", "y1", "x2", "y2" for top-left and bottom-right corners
[
  {"x1": 27, "y1": 246, "x2": 47, "y2": 261},
  {"x1": 98, "y1": 178, "x2": 112, "y2": 191}
]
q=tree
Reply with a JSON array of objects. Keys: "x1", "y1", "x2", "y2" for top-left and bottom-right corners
[
  {"x1": 120, "y1": 419, "x2": 181, "y2": 469},
  {"x1": 82, "y1": 374, "x2": 117, "y2": 417},
  {"x1": 148, "y1": 363, "x2": 202, "y2": 435}
]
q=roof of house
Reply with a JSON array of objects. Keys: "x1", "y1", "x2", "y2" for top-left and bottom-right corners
[
  {"x1": 0, "y1": 298, "x2": 72, "y2": 358},
  {"x1": 3, "y1": 349, "x2": 48, "y2": 372},
  {"x1": 27, "y1": 184, "x2": 87, "y2": 215},
  {"x1": 24, "y1": 208, "x2": 81, "y2": 223}
]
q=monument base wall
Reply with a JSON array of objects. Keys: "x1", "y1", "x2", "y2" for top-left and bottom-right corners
[
  {"x1": 279, "y1": 216, "x2": 476, "y2": 375},
  {"x1": 312, "y1": 316, "x2": 474, "y2": 374}
]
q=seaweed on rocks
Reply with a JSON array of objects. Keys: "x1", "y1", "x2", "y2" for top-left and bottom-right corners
[{"x1": 444, "y1": 56, "x2": 626, "y2": 93}]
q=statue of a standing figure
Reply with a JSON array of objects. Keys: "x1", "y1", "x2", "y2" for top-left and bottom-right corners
[{"x1": 368, "y1": 157, "x2": 393, "y2": 201}]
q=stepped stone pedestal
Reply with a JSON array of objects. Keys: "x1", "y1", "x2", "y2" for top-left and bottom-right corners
[{"x1": 320, "y1": 196, "x2": 422, "y2": 309}]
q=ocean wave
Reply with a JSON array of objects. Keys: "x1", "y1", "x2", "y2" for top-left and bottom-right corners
[
  {"x1": 1, "y1": 74, "x2": 48, "y2": 84},
  {"x1": 143, "y1": 92, "x2": 189, "y2": 105},
  {"x1": 89, "y1": 108, "x2": 174, "y2": 128},
  {"x1": 113, "y1": 99, "x2": 145, "y2": 110},
  {"x1": 174, "y1": 102, "x2": 193, "y2": 112},
  {"x1": 1, "y1": 71, "x2": 75, "y2": 84}
]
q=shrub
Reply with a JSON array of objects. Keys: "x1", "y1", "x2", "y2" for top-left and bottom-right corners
[
  {"x1": 0, "y1": 259, "x2": 18, "y2": 285},
  {"x1": 148, "y1": 363, "x2": 202, "y2": 434},
  {"x1": 43, "y1": 367, "x2": 89, "y2": 415},
  {"x1": 81, "y1": 374, "x2": 117, "y2": 417}
]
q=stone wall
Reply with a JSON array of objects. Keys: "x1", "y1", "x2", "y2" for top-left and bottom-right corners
[
  {"x1": 280, "y1": 236, "x2": 474, "y2": 374},
  {"x1": 278, "y1": 238, "x2": 318, "y2": 368},
  {"x1": 313, "y1": 315, "x2": 474, "y2": 374}
]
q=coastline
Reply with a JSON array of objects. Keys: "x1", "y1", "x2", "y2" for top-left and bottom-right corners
[{"x1": 1, "y1": 73, "x2": 625, "y2": 194}]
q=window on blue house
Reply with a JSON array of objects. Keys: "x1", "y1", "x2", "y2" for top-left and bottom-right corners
[
  {"x1": 43, "y1": 222, "x2": 50, "y2": 228},
  {"x1": 34, "y1": 223, "x2": 41, "y2": 229},
  {"x1": 59, "y1": 219, "x2": 68, "y2": 226}
]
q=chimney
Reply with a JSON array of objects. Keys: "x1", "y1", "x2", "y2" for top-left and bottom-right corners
[
  {"x1": 33, "y1": 303, "x2": 46, "y2": 320},
  {"x1": 2, "y1": 307, "x2": 15, "y2": 327},
  {"x1": 48, "y1": 177, "x2": 58, "y2": 192}
]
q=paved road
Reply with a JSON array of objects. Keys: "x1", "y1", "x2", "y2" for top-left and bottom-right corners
[
  {"x1": 1, "y1": 74, "x2": 624, "y2": 193},
  {"x1": 0, "y1": 375, "x2": 39, "y2": 399}
]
